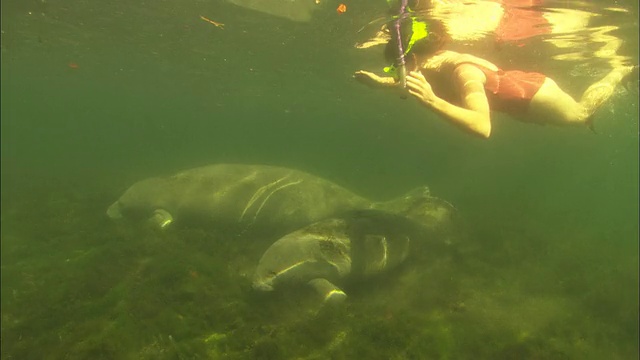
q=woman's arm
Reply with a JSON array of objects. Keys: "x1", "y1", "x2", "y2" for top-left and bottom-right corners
[
  {"x1": 353, "y1": 70, "x2": 398, "y2": 87},
  {"x1": 406, "y1": 68, "x2": 492, "y2": 138}
]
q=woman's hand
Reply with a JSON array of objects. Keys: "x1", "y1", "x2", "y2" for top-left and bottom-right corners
[
  {"x1": 406, "y1": 71, "x2": 438, "y2": 106},
  {"x1": 353, "y1": 70, "x2": 397, "y2": 87}
]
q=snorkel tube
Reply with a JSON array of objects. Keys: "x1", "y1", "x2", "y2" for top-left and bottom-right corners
[
  {"x1": 391, "y1": 0, "x2": 410, "y2": 88},
  {"x1": 384, "y1": 0, "x2": 428, "y2": 89}
]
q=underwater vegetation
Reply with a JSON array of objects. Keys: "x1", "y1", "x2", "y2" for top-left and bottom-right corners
[{"x1": 1, "y1": 178, "x2": 638, "y2": 360}]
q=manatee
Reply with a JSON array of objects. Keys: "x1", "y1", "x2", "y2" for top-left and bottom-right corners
[
  {"x1": 253, "y1": 209, "x2": 427, "y2": 304},
  {"x1": 107, "y1": 164, "x2": 455, "y2": 237}
]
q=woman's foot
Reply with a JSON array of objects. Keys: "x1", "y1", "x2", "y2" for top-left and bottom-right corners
[{"x1": 622, "y1": 64, "x2": 639, "y2": 92}]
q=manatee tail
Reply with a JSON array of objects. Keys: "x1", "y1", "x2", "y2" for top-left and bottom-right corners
[{"x1": 372, "y1": 186, "x2": 457, "y2": 231}]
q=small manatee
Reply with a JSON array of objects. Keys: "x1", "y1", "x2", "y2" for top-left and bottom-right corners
[{"x1": 253, "y1": 210, "x2": 425, "y2": 305}]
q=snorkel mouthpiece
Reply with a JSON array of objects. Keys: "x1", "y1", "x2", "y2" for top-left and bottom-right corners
[{"x1": 397, "y1": 64, "x2": 408, "y2": 88}]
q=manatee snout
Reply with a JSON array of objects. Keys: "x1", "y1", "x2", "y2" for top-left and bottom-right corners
[
  {"x1": 106, "y1": 201, "x2": 123, "y2": 219},
  {"x1": 252, "y1": 267, "x2": 276, "y2": 291},
  {"x1": 252, "y1": 279, "x2": 274, "y2": 292},
  {"x1": 253, "y1": 261, "x2": 278, "y2": 291}
]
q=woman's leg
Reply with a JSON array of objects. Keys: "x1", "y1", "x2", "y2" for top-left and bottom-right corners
[
  {"x1": 526, "y1": 78, "x2": 584, "y2": 125},
  {"x1": 528, "y1": 65, "x2": 635, "y2": 127}
]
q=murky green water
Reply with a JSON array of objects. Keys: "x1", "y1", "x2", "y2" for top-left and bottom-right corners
[{"x1": 2, "y1": 0, "x2": 638, "y2": 358}]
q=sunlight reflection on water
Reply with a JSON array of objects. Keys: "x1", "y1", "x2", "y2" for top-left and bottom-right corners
[{"x1": 423, "y1": 0, "x2": 634, "y2": 68}]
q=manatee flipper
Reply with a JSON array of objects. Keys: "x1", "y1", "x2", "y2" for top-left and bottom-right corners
[
  {"x1": 308, "y1": 278, "x2": 347, "y2": 305},
  {"x1": 150, "y1": 209, "x2": 174, "y2": 229},
  {"x1": 359, "y1": 234, "x2": 391, "y2": 276},
  {"x1": 346, "y1": 211, "x2": 413, "y2": 276}
]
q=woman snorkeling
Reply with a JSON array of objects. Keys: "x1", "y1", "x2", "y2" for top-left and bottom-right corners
[{"x1": 354, "y1": 16, "x2": 637, "y2": 138}]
